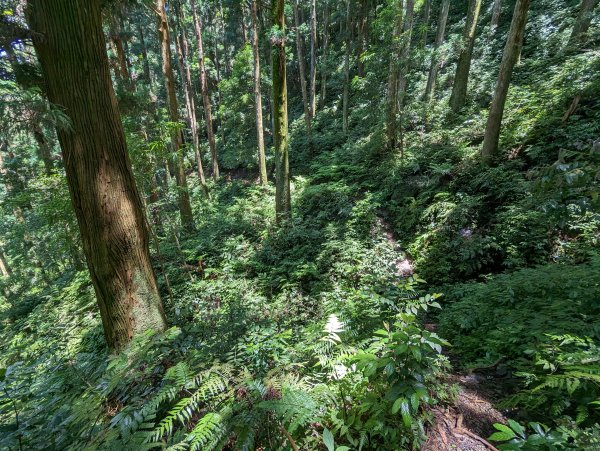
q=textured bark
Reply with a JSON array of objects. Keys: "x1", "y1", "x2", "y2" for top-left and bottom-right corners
[
  {"x1": 386, "y1": 0, "x2": 404, "y2": 150},
  {"x1": 449, "y1": 0, "x2": 482, "y2": 113},
  {"x1": 109, "y1": 14, "x2": 131, "y2": 85},
  {"x1": 251, "y1": 0, "x2": 267, "y2": 185},
  {"x1": 568, "y1": 0, "x2": 599, "y2": 46},
  {"x1": 293, "y1": 0, "x2": 311, "y2": 133},
  {"x1": 27, "y1": 0, "x2": 167, "y2": 351},
  {"x1": 320, "y1": 5, "x2": 330, "y2": 109},
  {"x1": 424, "y1": 0, "x2": 450, "y2": 101},
  {"x1": 481, "y1": 0, "x2": 531, "y2": 164},
  {"x1": 342, "y1": 0, "x2": 351, "y2": 134},
  {"x1": 272, "y1": 0, "x2": 291, "y2": 222},
  {"x1": 309, "y1": 0, "x2": 317, "y2": 118},
  {"x1": 173, "y1": 1, "x2": 209, "y2": 196},
  {"x1": 191, "y1": 0, "x2": 220, "y2": 180},
  {"x1": 491, "y1": 0, "x2": 502, "y2": 31},
  {"x1": 157, "y1": 0, "x2": 195, "y2": 231}
]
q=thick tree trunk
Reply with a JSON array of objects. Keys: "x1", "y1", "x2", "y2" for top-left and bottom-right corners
[
  {"x1": 309, "y1": 0, "x2": 317, "y2": 118},
  {"x1": 272, "y1": 0, "x2": 291, "y2": 222},
  {"x1": 320, "y1": 6, "x2": 330, "y2": 109},
  {"x1": 568, "y1": 0, "x2": 599, "y2": 46},
  {"x1": 342, "y1": 0, "x2": 351, "y2": 134},
  {"x1": 293, "y1": 0, "x2": 311, "y2": 133},
  {"x1": 27, "y1": 0, "x2": 167, "y2": 351},
  {"x1": 174, "y1": 2, "x2": 209, "y2": 196},
  {"x1": 491, "y1": 0, "x2": 502, "y2": 32},
  {"x1": 251, "y1": 0, "x2": 267, "y2": 185},
  {"x1": 386, "y1": 0, "x2": 405, "y2": 150},
  {"x1": 449, "y1": 0, "x2": 482, "y2": 113},
  {"x1": 191, "y1": 0, "x2": 220, "y2": 181},
  {"x1": 424, "y1": 0, "x2": 450, "y2": 101},
  {"x1": 157, "y1": 0, "x2": 195, "y2": 231},
  {"x1": 481, "y1": 0, "x2": 531, "y2": 164}
]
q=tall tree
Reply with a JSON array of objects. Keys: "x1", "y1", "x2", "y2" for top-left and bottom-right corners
[
  {"x1": 173, "y1": 1, "x2": 209, "y2": 196},
  {"x1": 420, "y1": 0, "x2": 431, "y2": 47},
  {"x1": 320, "y1": 4, "x2": 330, "y2": 109},
  {"x1": 251, "y1": 0, "x2": 268, "y2": 185},
  {"x1": 491, "y1": 0, "x2": 502, "y2": 32},
  {"x1": 293, "y1": 0, "x2": 311, "y2": 133},
  {"x1": 157, "y1": 0, "x2": 195, "y2": 230},
  {"x1": 568, "y1": 0, "x2": 599, "y2": 46},
  {"x1": 27, "y1": 0, "x2": 167, "y2": 351},
  {"x1": 342, "y1": 0, "x2": 351, "y2": 134},
  {"x1": 481, "y1": 0, "x2": 531, "y2": 163},
  {"x1": 449, "y1": 0, "x2": 482, "y2": 113},
  {"x1": 309, "y1": 0, "x2": 317, "y2": 118},
  {"x1": 386, "y1": 0, "x2": 405, "y2": 150},
  {"x1": 397, "y1": 0, "x2": 415, "y2": 112},
  {"x1": 191, "y1": 0, "x2": 220, "y2": 180},
  {"x1": 424, "y1": 0, "x2": 450, "y2": 101},
  {"x1": 272, "y1": 0, "x2": 291, "y2": 221}
]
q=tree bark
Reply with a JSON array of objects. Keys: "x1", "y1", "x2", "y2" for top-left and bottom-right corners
[
  {"x1": 568, "y1": 0, "x2": 599, "y2": 46},
  {"x1": 27, "y1": 0, "x2": 167, "y2": 351},
  {"x1": 31, "y1": 122, "x2": 54, "y2": 175},
  {"x1": 0, "y1": 246, "x2": 11, "y2": 278},
  {"x1": 420, "y1": 0, "x2": 431, "y2": 48},
  {"x1": 320, "y1": 5, "x2": 330, "y2": 109},
  {"x1": 293, "y1": 0, "x2": 311, "y2": 133},
  {"x1": 272, "y1": 0, "x2": 291, "y2": 222},
  {"x1": 309, "y1": 0, "x2": 317, "y2": 118},
  {"x1": 449, "y1": 0, "x2": 482, "y2": 113},
  {"x1": 424, "y1": 0, "x2": 450, "y2": 101},
  {"x1": 251, "y1": 0, "x2": 268, "y2": 185},
  {"x1": 173, "y1": 1, "x2": 209, "y2": 196},
  {"x1": 397, "y1": 0, "x2": 415, "y2": 111},
  {"x1": 191, "y1": 0, "x2": 220, "y2": 181},
  {"x1": 157, "y1": 0, "x2": 195, "y2": 231},
  {"x1": 481, "y1": 0, "x2": 531, "y2": 164},
  {"x1": 342, "y1": 0, "x2": 351, "y2": 134},
  {"x1": 386, "y1": 0, "x2": 404, "y2": 150},
  {"x1": 138, "y1": 25, "x2": 152, "y2": 83},
  {"x1": 491, "y1": 0, "x2": 502, "y2": 32}
]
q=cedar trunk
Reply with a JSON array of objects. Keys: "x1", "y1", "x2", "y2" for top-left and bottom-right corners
[
  {"x1": 27, "y1": 0, "x2": 167, "y2": 351},
  {"x1": 424, "y1": 0, "x2": 450, "y2": 101},
  {"x1": 568, "y1": 0, "x2": 599, "y2": 46},
  {"x1": 309, "y1": 0, "x2": 317, "y2": 118},
  {"x1": 293, "y1": 0, "x2": 311, "y2": 133},
  {"x1": 157, "y1": 0, "x2": 195, "y2": 231},
  {"x1": 251, "y1": 0, "x2": 268, "y2": 185},
  {"x1": 449, "y1": 0, "x2": 482, "y2": 113},
  {"x1": 342, "y1": 0, "x2": 351, "y2": 134},
  {"x1": 191, "y1": 0, "x2": 220, "y2": 180},
  {"x1": 386, "y1": 0, "x2": 405, "y2": 150},
  {"x1": 272, "y1": 0, "x2": 291, "y2": 221},
  {"x1": 481, "y1": 0, "x2": 531, "y2": 163}
]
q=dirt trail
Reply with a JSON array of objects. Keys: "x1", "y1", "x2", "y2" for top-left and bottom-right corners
[{"x1": 378, "y1": 217, "x2": 506, "y2": 450}]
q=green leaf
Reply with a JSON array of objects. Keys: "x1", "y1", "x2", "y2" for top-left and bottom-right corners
[
  {"x1": 507, "y1": 419, "x2": 525, "y2": 439},
  {"x1": 489, "y1": 423, "x2": 517, "y2": 442},
  {"x1": 323, "y1": 428, "x2": 335, "y2": 451}
]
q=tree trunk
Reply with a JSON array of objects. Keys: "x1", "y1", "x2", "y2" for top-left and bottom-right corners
[
  {"x1": 109, "y1": 14, "x2": 131, "y2": 86},
  {"x1": 240, "y1": 2, "x2": 249, "y2": 44},
  {"x1": 138, "y1": 25, "x2": 152, "y2": 83},
  {"x1": 293, "y1": 0, "x2": 311, "y2": 133},
  {"x1": 424, "y1": 0, "x2": 450, "y2": 101},
  {"x1": 320, "y1": 5, "x2": 330, "y2": 109},
  {"x1": 27, "y1": 0, "x2": 167, "y2": 351},
  {"x1": 272, "y1": 0, "x2": 291, "y2": 222},
  {"x1": 191, "y1": 0, "x2": 220, "y2": 181},
  {"x1": 449, "y1": 0, "x2": 482, "y2": 113},
  {"x1": 568, "y1": 0, "x2": 599, "y2": 46},
  {"x1": 491, "y1": 0, "x2": 502, "y2": 32},
  {"x1": 397, "y1": 0, "x2": 415, "y2": 111},
  {"x1": 157, "y1": 0, "x2": 195, "y2": 231},
  {"x1": 481, "y1": 0, "x2": 531, "y2": 164},
  {"x1": 342, "y1": 0, "x2": 351, "y2": 134},
  {"x1": 174, "y1": 1, "x2": 209, "y2": 196},
  {"x1": 309, "y1": 0, "x2": 317, "y2": 118},
  {"x1": 0, "y1": 246, "x2": 11, "y2": 278},
  {"x1": 31, "y1": 123, "x2": 54, "y2": 175},
  {"x1": 420, "y1": 0, "x2": 431, "y2": 47},
  {"x1": 251, "y1": 0, "x2": 267, "y2": 185},
  {"x1": 386, "y1": 0, "x2": 404, "y2": 150}
]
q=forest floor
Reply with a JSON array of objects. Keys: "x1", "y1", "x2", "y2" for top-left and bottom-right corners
[{"x1": 381, "y1": 217, "x2": 506, "y2": 450}]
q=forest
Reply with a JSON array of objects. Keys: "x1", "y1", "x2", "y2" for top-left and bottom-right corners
[{"x1": 0, "y1": 0, "x2": 599, "y2": 449}]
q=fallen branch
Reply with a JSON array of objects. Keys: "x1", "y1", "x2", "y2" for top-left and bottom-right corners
[{"x1": 455, "y1": 427, "x2": 500, "y2": 451}]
